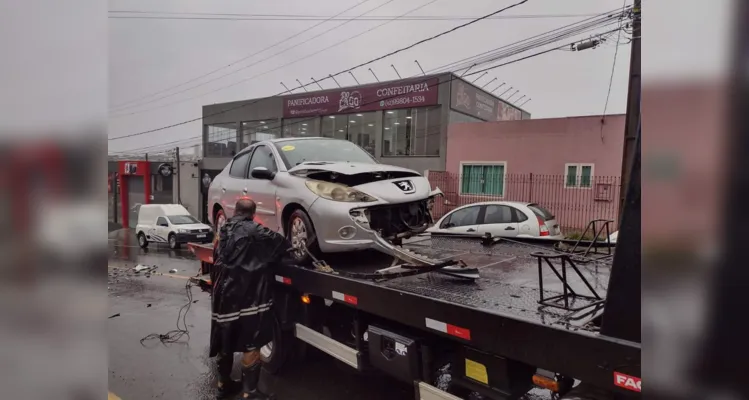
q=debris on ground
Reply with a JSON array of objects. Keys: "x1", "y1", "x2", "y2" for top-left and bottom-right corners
[
  {"x1": 169, "y1": 269, "x2": 178, "y2": 274},
  {"x1": 133, "y1": 264, "x2": 158, "y2": 273},
  {"x1": 109, "y1": 313, "x2": 121, "y2": 319}
]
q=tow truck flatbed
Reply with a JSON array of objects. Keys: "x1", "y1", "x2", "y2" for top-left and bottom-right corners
[{"x1": 188, "y1": 234, "x2": 638, "y2": 397}]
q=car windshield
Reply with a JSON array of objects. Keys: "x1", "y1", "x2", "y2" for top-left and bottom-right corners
[
  {"x1": 273, "y1": 139, "x2": 377, "y2": 169},
  {"x1": 168, "y1": 215, "x2": 199, "y2": 225},
  {"x1": 527, "y1": 204, "x2": 555, "y2": 221}
]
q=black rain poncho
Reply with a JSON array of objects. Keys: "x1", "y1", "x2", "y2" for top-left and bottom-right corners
[{"x1": 209, "y1": 215, "x2": 292, "y2": 357}]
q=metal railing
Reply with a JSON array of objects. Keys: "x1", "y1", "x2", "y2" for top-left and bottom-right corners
[{"x1": 427, "y1": 172, "x2": 621, "y2": 235}]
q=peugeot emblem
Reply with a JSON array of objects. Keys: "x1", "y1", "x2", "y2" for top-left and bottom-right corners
[{"x1": 394, "y1": 180, "x2": 415, "y2": 194}]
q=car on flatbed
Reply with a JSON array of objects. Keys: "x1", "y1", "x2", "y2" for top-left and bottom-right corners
[{"x1": 207, "y1": 137, "x2": 442, "y2": 263}]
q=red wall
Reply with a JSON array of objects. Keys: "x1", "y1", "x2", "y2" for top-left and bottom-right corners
[
  {"x1": 445, "y1": 115, "x2": 626, "y2": 176},
  {"x1": 430, "y1": 115, "x2": 626, "y2": 233}
]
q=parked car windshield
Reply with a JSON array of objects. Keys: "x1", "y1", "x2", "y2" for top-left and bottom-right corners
[
  {"x1": 273, "y1": 139, "x2": 376, "y2": 169},
  {"x1": 168, "y1": 215, "x2": 200, "y2": 225}
]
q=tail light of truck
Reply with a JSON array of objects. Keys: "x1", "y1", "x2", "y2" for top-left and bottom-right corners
[{"x1": 537, "y1": 216, "x2": 550, "y2": 236}]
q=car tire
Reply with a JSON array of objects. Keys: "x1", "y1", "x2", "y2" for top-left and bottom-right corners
[
  {"x1": 286, "y1": 209, "x2": 319, "y2": 265},
  {"x1": 168, "y1": 233, "x2": 180, "y2": 250},
  {"x1": 214, "y1": 208, "x2": 227, "y2": 232},
  {"x1": 137, "y1": 232, "x2": 148, "y2": 249}
]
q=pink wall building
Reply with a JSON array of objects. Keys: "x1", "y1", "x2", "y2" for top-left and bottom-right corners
[{"x1": 428, "y1": 115, "x2": 626, "y2": 233}]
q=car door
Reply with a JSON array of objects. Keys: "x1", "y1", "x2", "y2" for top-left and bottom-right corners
[
  {"x1": 222, "y1": 149, "x2": 254, "y2": 218},
  {"x1": 436, "y1": 205, "x2": 481, "y2": 235},
  {"x1": 477, "y1": 204, "x2": 520, "y2": 237},
  {"x1": 153, "y1": 216, "x2": 170, "y2": 243},
  {"x1": 245, "y1": 144, "x2": 280, "y2": 232}
]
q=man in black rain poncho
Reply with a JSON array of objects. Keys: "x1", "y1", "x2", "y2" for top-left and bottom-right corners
[{"x1": 210, "y1": 199, "x2": 293, "y2": 399}]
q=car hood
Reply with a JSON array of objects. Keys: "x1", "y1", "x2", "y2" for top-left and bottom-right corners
[
  {"x1": 288, "y1": 161, "x2": 420, "y2": 176},
  {"x1": 173, "y1": 223, "x2": 211, "y2": 230},
  {"x1": 288, "y1": 161, "x2": 435, "y2": 203}
]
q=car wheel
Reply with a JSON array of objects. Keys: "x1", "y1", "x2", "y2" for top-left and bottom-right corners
[
  {"x1": 137, "y1": 232, "x2": 148, "y2": 249},
  {"x1": 287, "y1": 209, "x2": 319, "y2": 264},
  {"x1": 168, "y1": 233, "x2": 180, "y2": 250},
  {"x1": 214, "y1": 208, "x2": 227, "y2": 232}
]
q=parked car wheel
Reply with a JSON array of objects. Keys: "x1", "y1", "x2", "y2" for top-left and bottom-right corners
[
  {"x1": 168, "y1": 233, "x2": 180, "y2": 250},
  {"x1": 286, "y1": 209, "x2": 319, "y2": 264},
  {"x1": 214, "y1": 208, "x2": 227, "y2": 232},
  {"x1": 137, "y1": 232, "x2": 148, "y2": 249}
]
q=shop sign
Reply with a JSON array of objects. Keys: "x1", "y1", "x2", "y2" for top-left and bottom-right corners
[
  {"x1": 283, "y1": 77, "x2": 440, "y2": 117},
  {"x1": 450, "y1": 80, "x2": 523, "y2": 121}
]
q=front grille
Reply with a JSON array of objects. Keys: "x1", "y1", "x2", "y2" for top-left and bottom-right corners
[
  {"x1": 367, "y1": 199, "x2": 432, "y2": 238},
  {"x1": 189, "y1": 228, "x2": 210, "y2": 234}
]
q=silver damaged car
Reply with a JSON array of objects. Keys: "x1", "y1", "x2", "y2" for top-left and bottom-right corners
[{"x1": 208, "y1": 137, "x2": 443, "y2": 263}]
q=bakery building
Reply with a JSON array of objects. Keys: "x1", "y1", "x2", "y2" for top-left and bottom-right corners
[{"x1": 200, "y1": 72, "x2": 530, "y2": 174}]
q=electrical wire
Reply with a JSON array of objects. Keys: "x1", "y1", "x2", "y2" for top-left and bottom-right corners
[
  {"x1": 111, "y1": 40, "x2": 578, "y2": 154},
  {"x1": 110, "y1": 0, "x2": 376, "y2": 111},
  {"x1": 140, "y1": 279, "x2": 195, "y2": 345},
  {"x1": 108, "y1": 0, "x2": 530, "y2": 140},
  {"x1": 108, "y1": 13, "x2": 604, "y2": 22},
  {"x1": 111, "y1": 20, "x2": 627, "y2": 154},
  {"x1": 109, "y1": 0, "x2": 438, "y2": 118},
  {"x1": 600, "y1": 0, "x2": 630, "y2": 140}
]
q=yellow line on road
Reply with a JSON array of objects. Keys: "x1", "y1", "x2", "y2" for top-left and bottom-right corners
[{"x1": 108, "y1": 391, "x2": 122, "y2": 400}]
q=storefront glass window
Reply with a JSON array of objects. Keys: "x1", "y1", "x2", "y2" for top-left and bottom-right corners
[
  {"x1": 346, "y1": 112, "x2": 376, "y2": 155},
  {"x1": 382, "y1": 106, "x2": 440, "y2": 156},
  {"x1": 241, "y1": 120, "x2": 280, "y2": 149},
  {"x1": 318, "y1": 113, "x2": 376, "y2": 155},
  {"x1": 283, "y1": 117, "x2": 319, "y2": 138},
  {"x1": 321, "y1": 115, "x2": 348, "y2": 140},
  {"x1": 206, "y1": 123, "x2": 238, "y2": 157}
]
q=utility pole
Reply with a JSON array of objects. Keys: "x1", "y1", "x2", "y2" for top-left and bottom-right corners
[
  {"x1": 618, "y1": 0, "x2": 641, "y2": 228},
  {"x1": 175, "y1": 146, "x2": 181, "y2": 205}
]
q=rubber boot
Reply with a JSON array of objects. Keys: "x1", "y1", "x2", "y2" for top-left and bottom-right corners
[
  {"x1": 240, "y1": 362, "x2": 274, "y2": 400},
  {"x1": 216, "y1": 353, "x2": 241, "y2": 399}
]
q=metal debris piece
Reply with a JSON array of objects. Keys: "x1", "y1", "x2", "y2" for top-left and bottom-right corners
[{"x1": 169, "y1": 269, "x2": 178, "y2": 274}]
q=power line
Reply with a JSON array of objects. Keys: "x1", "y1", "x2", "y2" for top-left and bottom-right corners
[
  {"x1": 600, "y1": 0, "x2": 629, "y2": 131},
  {"x1": 108, "y1": 12, "x2": 603, "y2": 21},
  {"x1": 109, "y1": 0, "x2": 376, "y2": 111},
  {"x1": 425, "y1": 6, "x2": 628, "y2": 75},
  {"x1": 110, "y1": 0, "x2": 426, "y2": 116},
  {"x1": 110, "y1": 7, "x2": 626, "y2": 152},
  {"x1": 111, "y1": 37, "x2": 591, "y2": 154},
  {"x1": 108, "y1": 0, "x2": 527, "y2": 130}
]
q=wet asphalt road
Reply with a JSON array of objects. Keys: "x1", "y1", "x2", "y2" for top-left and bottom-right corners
[{"x1": 108, "y1": 229, "x2": 414, "y2": 400}]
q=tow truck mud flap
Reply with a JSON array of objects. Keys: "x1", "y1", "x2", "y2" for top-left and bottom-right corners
[
  {"x1": 294, "y1": 323, "x2": 361, "y2": 370},
  {"x1": 415, "y1": 382, "x2": 463, "y2": 400}
]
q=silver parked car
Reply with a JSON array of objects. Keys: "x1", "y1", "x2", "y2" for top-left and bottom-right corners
[
  {"x1": 427, "y1": 201, "x2": 563, "y2": 239},
  {"x1": 208, "y1": 137, "x2": 442, "y2": 262}
]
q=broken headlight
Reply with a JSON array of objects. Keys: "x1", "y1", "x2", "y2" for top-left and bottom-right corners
[{"x1": 304, "y1": 180, "x2": 377, "y2": 202}]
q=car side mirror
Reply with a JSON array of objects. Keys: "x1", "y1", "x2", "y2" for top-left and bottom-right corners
[{"x1": 251, "y1": 167, "x2": 275, "y2": 180}]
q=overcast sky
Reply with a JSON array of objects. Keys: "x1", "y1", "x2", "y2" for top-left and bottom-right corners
[{"x1": 108, "y1": 0, "x2": 637, "y2": 154}]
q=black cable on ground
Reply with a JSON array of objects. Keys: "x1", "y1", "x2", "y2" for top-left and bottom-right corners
[{"x1": 140, "y1": 279, "x2": 195, "y2": 345}]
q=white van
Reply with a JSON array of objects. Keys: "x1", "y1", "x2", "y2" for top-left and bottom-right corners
[{"x1": 135, "y1": 204, "x2": 213, "y2": 249}]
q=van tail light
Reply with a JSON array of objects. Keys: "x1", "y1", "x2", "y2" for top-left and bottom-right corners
[{"x1": 538, "y1": 216, "x2": 550, "y2": 236}]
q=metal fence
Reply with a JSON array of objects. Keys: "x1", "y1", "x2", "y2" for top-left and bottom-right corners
[{"x1": 427, "y1": 172, "x2": 621, "y2": 234}]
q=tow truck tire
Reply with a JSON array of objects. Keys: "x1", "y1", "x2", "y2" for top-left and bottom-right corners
[
  {"x1": 168, "y1": 233, "x2": 180, "y2": 250},
  {"x1": 286, "y1": 209, "x2": 320, "y2": 265},
  {"x1": 137, "y1": 232, "x2": 148, "y2": 249},
  {"x1": 261, "y1": 314, "x2": 294, "y2": 375}
]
